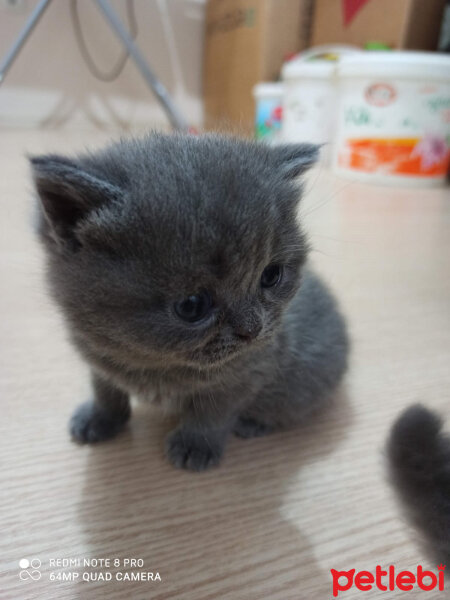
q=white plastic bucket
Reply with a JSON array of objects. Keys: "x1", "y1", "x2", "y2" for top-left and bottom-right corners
[
  {"x1": 281, "y1": 60, "x2": 335, "y2": 146},
  {"x1": 333, "y1": 51, "x2": 450, "y2": 186},
  {"x1": 253, "y1": 82, "x2": 284, "y2": 144},
  {"x1": 281, "y1": 45, "x2": 360, "y2": 161}
]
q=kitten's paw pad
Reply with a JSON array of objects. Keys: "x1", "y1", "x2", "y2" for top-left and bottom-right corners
[
  {"x1": 165, "y1": 429, "x2": 223, "y2": 472},
  {"x1": 70, "y1": 401, "x2": 129, "y2": 443},
  {"x1": 233, "y1": 417, "x2": 274, "y2": 439}
]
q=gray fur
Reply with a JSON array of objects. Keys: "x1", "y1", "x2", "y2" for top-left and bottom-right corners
[
  {"x1": 31, "y1": 132, "x2": 348, "y2": 471},
  {"x1": 387, "y1": 404, "x2": 450, "y2": 564}
]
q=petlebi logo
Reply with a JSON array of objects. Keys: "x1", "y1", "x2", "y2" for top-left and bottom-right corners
[
  {"x1": 19, "y1": 558, "x2": 42, "y2": 581},
  {"x1": 331, "y1": 564, "x2": 445, "y2": 597}
]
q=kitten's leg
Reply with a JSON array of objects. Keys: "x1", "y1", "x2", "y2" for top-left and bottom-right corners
[
  {"x1": 70, "y1": 373, "x2": 131, "y2": 443},
  {"x1": 232, "y1": 416, "x2": 275, "y2": 439},
  {"x1": 166, "y1": 396, "x2": 234, "y2": 472},
  {"x1": 232, "y1": 381, "x2": 313, "y2": 439},
  {"x1": 166, "y1": 425, "x2": 229, "y2": 472}
]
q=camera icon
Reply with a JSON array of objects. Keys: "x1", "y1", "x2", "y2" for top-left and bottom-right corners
[{"x1": 19, "y1": 558, "x2": 42, "y2": 581}]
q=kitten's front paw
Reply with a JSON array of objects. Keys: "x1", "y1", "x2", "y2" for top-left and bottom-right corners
[
  {"x1": 233, "y1": 416, "x2": 274, "y2": 439},
  {"x1": 70, "y1": 401, "x2": 129, "y2": 443},
  {"x1": 165, "y1": 428, "x2": 224, "y2": 472}
]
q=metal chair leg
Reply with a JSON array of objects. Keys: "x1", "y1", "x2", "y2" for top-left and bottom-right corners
[
  {"x1": 0, "y1": 0, "x2": 189, "y2": 131},
  {"x1": 94, "y1": 0, "x2": 189, "y2": 131},
  {"x1": 0, "y1": 0, "x2": 53, "y2": 85}
]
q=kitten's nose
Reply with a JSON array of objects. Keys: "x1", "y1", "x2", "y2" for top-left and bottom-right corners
[
  {"x1": 234, "y1": 321, "x2": 262, "y2": 341},
  {"x1": 228, "y1": 307, "x2": 262, "y2": 342}
]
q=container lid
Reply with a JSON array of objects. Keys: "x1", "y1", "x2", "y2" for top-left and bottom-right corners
[
  {"x1": 338, "y1": 51, "x2": 450, "y2": 80},
  {"x1": 294, "y1": 44, "x2": 361, "y2": 62},
  {"x1": 252, "y1": 82, "x2": 284, "y2": 98},
  {"x1": 282, "y1": 44, "x2": 361, "y2": 80},
  {"x1": 282, "y1": 60, "x2": 335, "y2": 80}
]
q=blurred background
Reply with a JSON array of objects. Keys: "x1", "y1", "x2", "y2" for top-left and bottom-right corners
[
  {"x1": 1, "y1": 0, "x2": 449, "y2": 186},
  {"x1": 0, "y1": 0, "x2": 205, "y2": 129}
]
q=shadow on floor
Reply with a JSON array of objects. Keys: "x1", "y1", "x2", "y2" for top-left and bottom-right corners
[{"x1": 73, "y1": 388, "x2": 353, "y2": 599}]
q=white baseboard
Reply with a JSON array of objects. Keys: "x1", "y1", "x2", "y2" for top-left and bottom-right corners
[{"x1": 0, "y1": 86, "x2": 202, "y2": 131}]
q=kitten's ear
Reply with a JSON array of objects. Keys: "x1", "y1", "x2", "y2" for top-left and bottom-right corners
[
  {"x1": 272, "y1": 143, "x2": 321, "y2": 178},
  {"x1": 30, "y1": 154, "x2": 123, "y2": 250}
]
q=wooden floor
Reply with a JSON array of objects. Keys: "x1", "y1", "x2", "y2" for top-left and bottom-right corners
[{"x1": 1, "y1": 130, "x2": 449, "y2": 600}]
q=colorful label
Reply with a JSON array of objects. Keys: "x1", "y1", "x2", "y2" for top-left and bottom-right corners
[
  {"x1": 339, "y1": 135, "x2": 450, "y2": 176},
  {"x1": 335, "y1": 79, "x2": 450, "y2": 178},
  {"x1": 255, "y1": 99, "x2": 282, "y2": 142},
  {"x1": 365, "y1": 83, "x2": 396, "y2": 107}
]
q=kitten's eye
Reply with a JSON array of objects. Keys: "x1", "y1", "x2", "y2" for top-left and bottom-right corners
[
  {"x1": 261, "y1": 264, "x2": 283, "y2": 288},
  {"x1": 174, "y1": 291, "x2": 212, "y2": 323}
]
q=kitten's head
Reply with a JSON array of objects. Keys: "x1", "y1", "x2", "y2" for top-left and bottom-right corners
[{"x1": 31, "y1": 134, "x2": 318, "y2": 370}]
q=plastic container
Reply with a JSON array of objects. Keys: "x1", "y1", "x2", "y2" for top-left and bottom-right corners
[
  {"x1": 281, "y1": 60, "x2": 335, "y2": 146},
  {"x1": 281, "y1": 45, "x2": 361, "y2": 160},
  {"x1": 253, "y1": 82, "x2": 284, "y2": 144},
  {"x1": 334, "y1": 51, "x2": 450, "y2": 186}
]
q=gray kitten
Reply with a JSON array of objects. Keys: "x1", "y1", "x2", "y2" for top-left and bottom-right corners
[
  {"x1": 31, "y1": 133, "x2": 348, "y2": 471},
  {"x1": 387, "y1": 405, "x2": 450, "y2": 565}
]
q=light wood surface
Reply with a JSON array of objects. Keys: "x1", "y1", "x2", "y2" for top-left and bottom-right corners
[{"x1": 1, "y1": 130, "x2": 449, "y2": 599}]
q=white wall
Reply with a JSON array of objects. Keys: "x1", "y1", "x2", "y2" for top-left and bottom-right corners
[{"x1": 0, "y1": 0, "x2": 205, "y2": 130}]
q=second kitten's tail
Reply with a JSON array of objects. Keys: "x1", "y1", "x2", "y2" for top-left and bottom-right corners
[{"x1": 387, "y1": 404, "x2": 450, "y2": 564}]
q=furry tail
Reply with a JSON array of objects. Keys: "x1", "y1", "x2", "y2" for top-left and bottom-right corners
[{"x1": 387, "y1": 404, "x2": 450, "y2": 564}]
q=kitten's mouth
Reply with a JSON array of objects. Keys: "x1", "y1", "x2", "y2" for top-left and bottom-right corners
[
  {"x1": 186, "y1": 330, "x2": 274, "y2": 369},
  {"x1": 188, "y1": 346, "x2": 242, "y2": 369}
]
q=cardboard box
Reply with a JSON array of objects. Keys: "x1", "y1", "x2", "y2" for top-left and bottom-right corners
[
  {"x1": 311, "y1": 0, "x2": 447, "y2": 50},
  {"x1": 204, "y1": 0, "x2": 312, "y2": 134}
]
